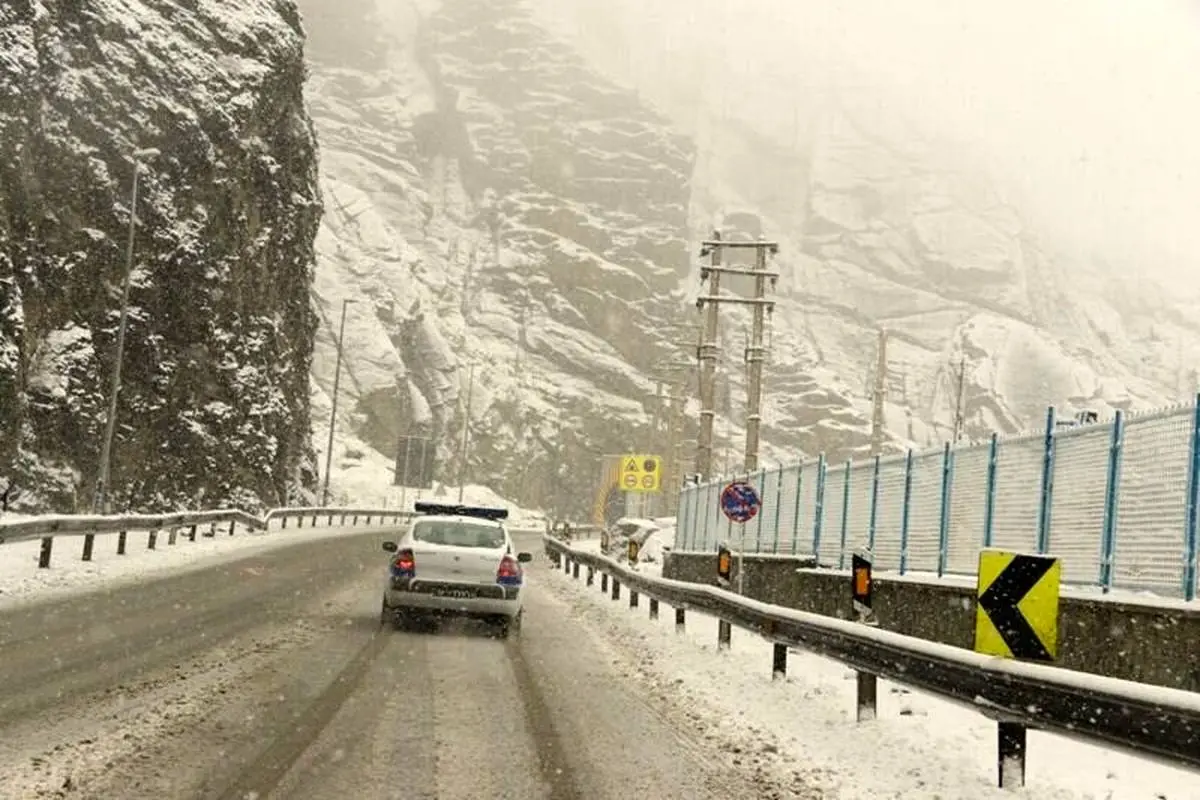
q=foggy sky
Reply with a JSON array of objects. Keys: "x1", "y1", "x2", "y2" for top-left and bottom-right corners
[{"x1": 533, "y1": 0, "x2": 1200, "y2": 291}]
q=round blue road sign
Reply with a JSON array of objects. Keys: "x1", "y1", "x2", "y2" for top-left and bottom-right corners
[{"x1": 719, "y1": 480, "x2": 761, "y2": 524}]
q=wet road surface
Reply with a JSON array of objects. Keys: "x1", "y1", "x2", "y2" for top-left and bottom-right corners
[{"x1": 0, "y1": 530, "x2": 797, "y2": 799}]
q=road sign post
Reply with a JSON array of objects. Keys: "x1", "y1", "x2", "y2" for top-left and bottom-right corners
[
  {"x1": 717, "y1": 544, "x2": 732, "y2": 587},
  {"x1": 850, "y1": 549, "x2": 878, "y2": 721},
  {"x1": 719, "y1": 480, "x2": 760, "y2": 596},
  {"x1": 973, "y1": 549, "x2": 1062, "y2": 789}
]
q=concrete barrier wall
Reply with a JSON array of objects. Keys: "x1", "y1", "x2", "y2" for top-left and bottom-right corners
[{"x1": 662, "y1": 550, "x2": 1200, "y2": 693}]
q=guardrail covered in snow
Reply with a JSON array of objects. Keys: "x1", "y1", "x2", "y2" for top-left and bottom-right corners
[
  {"x1": 0, "y1": 506, "x2": 413, "y2": 568},
  {"x1": 543, "y1": 535, "x2": 1200, "y2": 789}
]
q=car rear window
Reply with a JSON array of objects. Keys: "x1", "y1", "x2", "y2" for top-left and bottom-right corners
[{"x1": 411, "y1": 520, "x2": 506, "y2": 549}]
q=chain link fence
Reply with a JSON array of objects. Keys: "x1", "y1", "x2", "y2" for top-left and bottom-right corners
[{"x1": 674, "y1": 403, "x2": 1200, "y2": 601}]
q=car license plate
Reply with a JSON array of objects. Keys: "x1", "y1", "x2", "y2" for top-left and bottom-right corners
[{"x1": 432, "y1": 588, "x2": 476, "y2": 599}]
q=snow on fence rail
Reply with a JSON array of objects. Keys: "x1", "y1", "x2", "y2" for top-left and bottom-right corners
[
  {"x1": 674, "y1": 402, "x2": 1200, "y2": 601},
  {"x1": 543, "y1": 535, "x2": 1200, "y2": 789},
  {"x1": 0, "y1": 506, "x2": 412, "y2": 568}
]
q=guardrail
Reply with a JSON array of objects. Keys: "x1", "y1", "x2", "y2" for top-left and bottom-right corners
[
  {"x1": 543, "y1": 535, "x2": 1200, "y2": 789},
  {"x1": 546, "y1": 522, "x2": 603, "y2": 540},
  {"x1": 0, "y1": 506, "x2": 412, "y2": 569}
]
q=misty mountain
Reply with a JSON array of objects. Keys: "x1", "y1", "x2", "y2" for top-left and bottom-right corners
[{"x1": 306, "y1": 0, "x2": 1200, "y2": 523}]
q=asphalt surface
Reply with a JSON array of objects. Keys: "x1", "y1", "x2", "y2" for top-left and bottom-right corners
[{"x1": 0, "y1": 529, "x2": 795, "y2": 799}]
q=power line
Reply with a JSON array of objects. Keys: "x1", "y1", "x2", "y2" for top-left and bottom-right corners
[{"x1": 694, "y1": 231, "x2": 780, "y2": 476}]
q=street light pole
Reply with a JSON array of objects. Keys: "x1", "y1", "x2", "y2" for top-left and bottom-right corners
[
  {"x1": 456, "y1": 361, "x2": 477, "y2": 504},
  {"x1": 94, "y1": 146, "x2": 159, "y2": 514},
  {"x1": 321, "y1": 298, "x2": 355, "y2": 505}
]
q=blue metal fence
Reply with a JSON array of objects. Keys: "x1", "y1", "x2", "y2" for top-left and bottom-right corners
[{"x1": 673, "y1": 400, "x2": 1200, "y2": 601}]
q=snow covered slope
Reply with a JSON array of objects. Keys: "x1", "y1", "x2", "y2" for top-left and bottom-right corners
[{"x1": 301, "y1": 0, "x2": 1200, "y2": 519}]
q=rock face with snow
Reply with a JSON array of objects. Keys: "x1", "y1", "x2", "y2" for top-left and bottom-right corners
[
  {"x1": 291, "y1": 0, "x2": 1200, "y2": 522},
  {"x1": 302, "y1": 0, "x2": 697, "y2": 515},
  {"x1": 0, "y1": 1, "x2": 321, "y2": 512},
  {"x1": 301, "y1": 0, "x2": 1200, "y2": 520}
]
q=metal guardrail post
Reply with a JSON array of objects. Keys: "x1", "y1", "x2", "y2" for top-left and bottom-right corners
[
  {"x1": 147, "y1": 529, "x2": 157, "y2": 550},
  {"x1": 937, "y1": 442, "x2": 954, "y2": 577},
  {"x1": 998, "y1": 720, "x2": 1027, "y2": 788},
  {"x1": 82, "y1": 533, "x2": 95, "y2": 562},
  {"x1": 38, "y1": 537, "x2": 53, "y2": 568},
  {"x1": 838, "y1": 460, "x2": 852, "y2": 569},
  {"x1": 1099, "y1": 410, "x2": 1125, "y2": 592},
  {"x1": 648, "y1": 596, "x2": 659, "y2": 619},
  {"x1": 1183, "y1": 398, "x2": 1200, "y2": 601},
  {"x1": 772, "y1": 643, "x2": 787, "y2": 679},
  {"x1": 812, "y1": 454, "x2": 827, "y2": 557},
  {"x1": 1037, "y1": 406, "x2": 1058, "y2": 554},
  {"x1": 899, "y1": 450, "x2": 914, "y2": 575}
]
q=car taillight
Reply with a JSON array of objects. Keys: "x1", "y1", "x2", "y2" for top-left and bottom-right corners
[
  {"x1": 392, "y1": 549, "x2": 416, "y2": 577},
  {"x1": 496, "y1": 555, "x2": 522, "y2": 586}
]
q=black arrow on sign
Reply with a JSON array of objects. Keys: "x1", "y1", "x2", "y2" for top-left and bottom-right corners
[{"x1": 978, "y1": 555, "x2": 1055, "y2": 661}]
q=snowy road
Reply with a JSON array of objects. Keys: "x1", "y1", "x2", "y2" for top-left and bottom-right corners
[{"x1": 0, "y1": 530, "x2": 799, "y2": 799}]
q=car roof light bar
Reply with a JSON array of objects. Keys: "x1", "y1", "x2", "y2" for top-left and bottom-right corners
[{"x1": 413, "y1": 501, "x2": 509, "y2": 521}]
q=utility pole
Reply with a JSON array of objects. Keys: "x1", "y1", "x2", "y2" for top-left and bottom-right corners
[
  {"x1": 694, "y1": 232, "x2": 723, "y2": 480},
  {"x1": 94, "y1": 146, "x2": 159, "y2": 514},
  {"x1": 652, "y1": 356, "x2": 694, "y2": 514},
  {"x1": 456, "y1": 361, "x2": 477, "y2": 503},
  {"x1": 646, "y1": 378, "x2": 666, "y2": 517},
  {"x1": 322, "y1": 298, "x2": 356, "y2": 505},
  {"x1": 695, "y1": 232, "x2": 779, "y2": 474},
  {"x1": 951, "y1": 356, "x2": 967, "y2": 443},
  {"x1": 869, "y1": 328, "x2": 889, "y2": 458}
]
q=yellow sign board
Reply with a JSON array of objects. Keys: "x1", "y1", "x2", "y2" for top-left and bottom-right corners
[
  {"x1": 973, "y1": 550, "x2": 1061, "y2": 662},
  {"x1": 617, "y1": 453, "x2": 661, "y2": 493}
]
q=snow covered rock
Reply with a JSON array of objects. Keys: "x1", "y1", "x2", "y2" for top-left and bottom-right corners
[{"x1": 0, "y1": 0, "x2": 321, "y2": 512}]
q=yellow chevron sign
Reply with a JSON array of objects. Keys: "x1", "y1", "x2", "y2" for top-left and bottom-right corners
[{"x1": 974, "y1": 550, "x2": 1061, "y2": 662}]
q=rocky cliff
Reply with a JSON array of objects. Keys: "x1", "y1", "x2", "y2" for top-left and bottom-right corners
[
  {"x1": 301, "y1": 0, "x2": 698, "y2": 517},
  {"x1": 0, "y1": 0, "x2": 322, "y2": 512}
]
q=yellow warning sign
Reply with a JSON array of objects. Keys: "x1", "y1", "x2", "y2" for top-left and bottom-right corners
[
  {"x1": 618, "y1": 453, "x2": 661, "y2": 494},
  {"x1": 973, "y1": 550, "x2": 1061, "y2": 662}
]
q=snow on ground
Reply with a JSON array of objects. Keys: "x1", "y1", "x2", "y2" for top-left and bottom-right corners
[
  {"x1": 545, "y1": 557, "x2": 1200, "y2": 800},
  {"x1": 0, "y1": 520, "x2": 398, "y2": 611}
]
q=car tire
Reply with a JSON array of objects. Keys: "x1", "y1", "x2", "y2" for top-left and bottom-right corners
[{"x1": 496, "y1": 610, "x2": 522, "y2": 639}]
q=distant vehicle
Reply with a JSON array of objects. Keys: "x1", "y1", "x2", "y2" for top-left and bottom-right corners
[
  {"x1": 380, "y1": 502, "x2": 532, "y2": 637},
  {"x1": 601, "y1": 517, "x2": 660, "y2": 558}
]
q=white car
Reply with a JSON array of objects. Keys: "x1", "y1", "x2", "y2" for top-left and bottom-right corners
[{"x1": 380, "y1": 502, "x2": 532, "y2": 637}]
